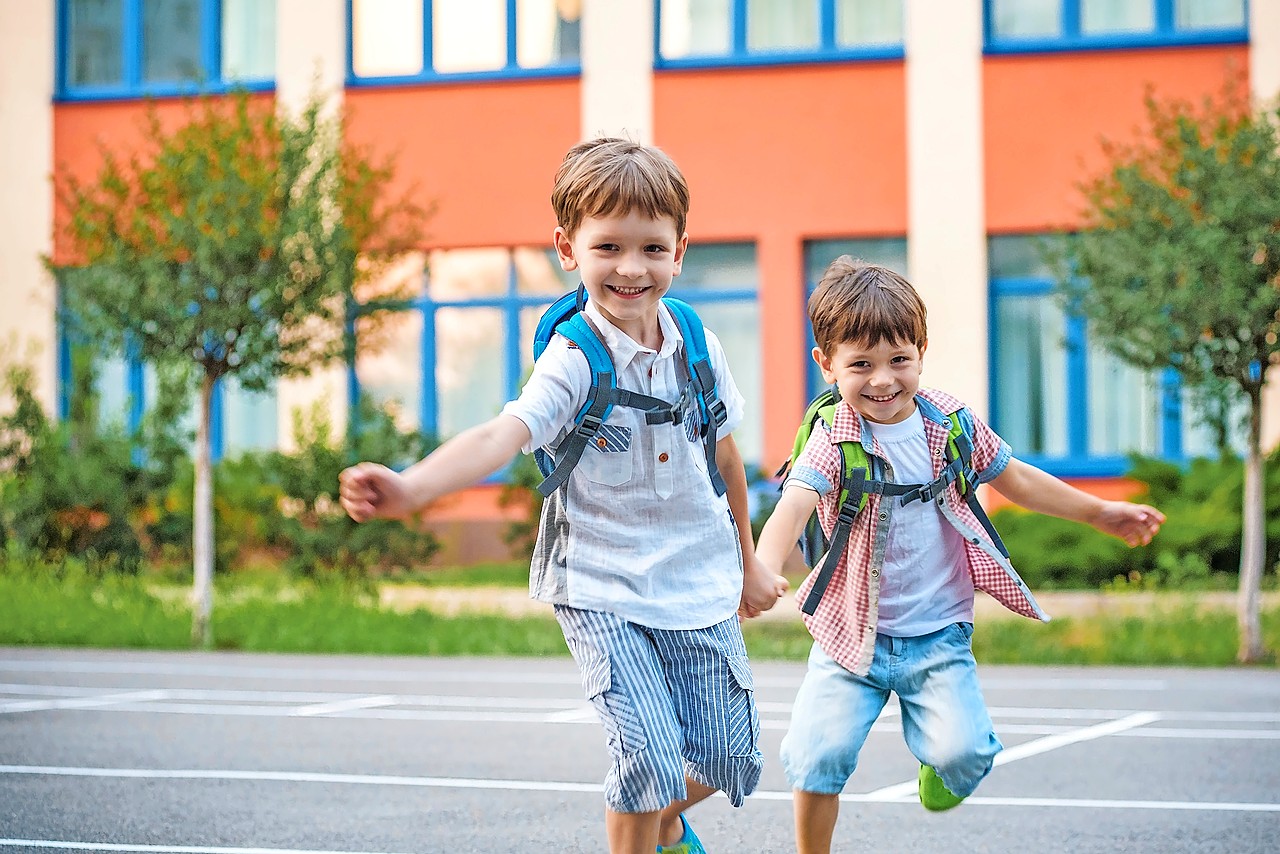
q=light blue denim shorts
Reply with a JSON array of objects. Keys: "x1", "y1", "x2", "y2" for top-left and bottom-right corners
[
  {"x1": 556, "y1": 605, "x2": 764, "y2": 813},
  {"x1": 780, "y1": 623, "x2": 1002, "y2": 797}
]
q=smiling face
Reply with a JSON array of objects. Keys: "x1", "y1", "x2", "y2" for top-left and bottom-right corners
[
  {"x1": 553, "y1": 209, "x2": 688, "y2": 345},
  {"x1": 815, "y1": 336, "x2": 927, "y2": 424}
]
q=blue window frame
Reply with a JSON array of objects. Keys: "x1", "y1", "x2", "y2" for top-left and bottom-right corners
[
  {"x1": 347, "y1": 0, "x2": 580, "y2": 85},
  {"x1": 986, "y1": 234, "x2": 1240, "y2": 477},
  {"x1": 349, "y1": 243, "x2": 764, "y2": 467},
  {"x1": 656, "y1": 0, "x2": 904, "y2": 69},
  {"x1": 802, "y1": 237, "x2": 908, "y2": 399},
  {"x1": 984, "y1": 0, "x2": 1248, "y2": 53},
  {"x1": 57, "y1": 0, "x2": 276, "y2": 101}
]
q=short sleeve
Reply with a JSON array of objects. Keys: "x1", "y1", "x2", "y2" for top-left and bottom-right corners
[
  {"x1": 961, "y1": 407, "x2": 1013, "y2": 483},
  {"x1": 783, "y1": 421, "x2": 840, "y2": 498},
  {"x1": 500, "y1": 336, "x2": 589, "y2": 453},
  {"x1": 703, "y1": 326, "x2": 745, "y2": 440}
]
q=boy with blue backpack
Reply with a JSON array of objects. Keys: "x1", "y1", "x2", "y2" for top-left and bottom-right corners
[
  {"x1": 754, "y1": 257, "x2": 1164, "y2": 854},
  {"x1": 339, "y1": 137, "x2": 788, "y2": 854}
]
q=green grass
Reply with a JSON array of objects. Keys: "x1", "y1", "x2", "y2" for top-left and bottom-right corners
[{"x1": 3, "y1": 558, "x2": 1278, "y2": 665}]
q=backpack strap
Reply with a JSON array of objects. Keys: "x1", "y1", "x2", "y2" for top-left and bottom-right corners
[{"x1": 662, "y1": 297, "x2": 728, "y2": 497}]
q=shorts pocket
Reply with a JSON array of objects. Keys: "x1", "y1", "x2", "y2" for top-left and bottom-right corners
[
  {"x1": 725, "y1": 654, "x2": 760, "y2": 757},
  {"x1": 578, "y1": 425, "x2": 633, "y2": 486},
  {"x1": 580, "y1": 652, "x2": 647, "y2": 758}
]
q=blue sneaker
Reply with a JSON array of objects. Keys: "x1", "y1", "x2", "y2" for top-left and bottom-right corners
[
  {"x1": 656, "y1": 814, "x2": 707, "y2": 853},
  {"x1": 918, "y1": 764, "x2": 966, "y2": 812}
]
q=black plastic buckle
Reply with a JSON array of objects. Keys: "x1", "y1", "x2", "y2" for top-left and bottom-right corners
[{"x1": 574, "y1": 413, "x2": 603, "y2": 439}]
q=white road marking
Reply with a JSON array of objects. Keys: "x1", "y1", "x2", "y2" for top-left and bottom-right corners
[
  {"x1": 861, "y1": 712, "x2": 1163, "y2": 801},
  {"x1": 0, "y1": 690, "x2": 170, "y2": 715},
  {"x1": 0, "y1": 840, "x2": 419, "y2": 854},
  {"x1": 2, "y1": 765, "x2": 1276, "y2": 813},
  {"x1": 291, "y1": 696, "x2": 397, "y2": 717}
]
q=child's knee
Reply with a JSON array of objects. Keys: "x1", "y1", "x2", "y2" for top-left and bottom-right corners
[
  {"x1": 780, "y1": 727, "x2": 861, "y2": 795},
  {"x1": 928, "y1": 733, "x2": 1002, "y2": 797}
]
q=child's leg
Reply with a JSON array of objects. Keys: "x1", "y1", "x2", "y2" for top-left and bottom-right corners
[
  {"x1": 556, "y1": 607, "x2": 690, "y2": 852},
  {"x1": 895, "y1": 622, "x2": 1002, "y2": 798},
  {"x1": 780, "y1": 641, "x2": 891, "y2": 854},
  {"x1": 656, "y1": 779, "x2": 716, "y2": 846}
]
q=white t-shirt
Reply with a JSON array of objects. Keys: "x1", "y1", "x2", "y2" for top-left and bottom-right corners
[
  {"x1": 501, "y1": 300, "x2": 746, "y2": 630},
  {"x1": 865, "y1": 407, "x2": 974, "y2": 636}
]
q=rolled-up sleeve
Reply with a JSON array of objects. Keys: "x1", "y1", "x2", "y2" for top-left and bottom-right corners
[{"x1": 500, "y1": 337, "x2": 587, "y2": 454}]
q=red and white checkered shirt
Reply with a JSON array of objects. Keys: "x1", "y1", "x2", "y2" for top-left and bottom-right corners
[{"x1": 786, "y1": 388, "x2": 1048, "y2": 676}]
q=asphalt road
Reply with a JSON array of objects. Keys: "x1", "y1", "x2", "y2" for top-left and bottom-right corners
[{"x1": 1, "y1": 648, "x2": 1277, "y2": 853}]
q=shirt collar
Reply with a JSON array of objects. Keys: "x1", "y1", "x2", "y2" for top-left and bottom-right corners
[
  {"x1": 582, "y1": 297, "x2": 682, "y2": 372},
  {"x1": 827, "y1": 392, "x2": 952, "y2": 453}
]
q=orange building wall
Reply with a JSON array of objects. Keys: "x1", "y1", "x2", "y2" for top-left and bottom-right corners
[
  {"x1": 344, "y1": 79, "x2": 581, "y2": 250},
  {"x1": 984, "y1": 45, "x2": 1248, "y2": 232},
  {"x1": 655, "y1": 62, "x2": 908, "y2": 463}
]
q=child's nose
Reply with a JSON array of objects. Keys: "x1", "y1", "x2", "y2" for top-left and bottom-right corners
[{"x1": 616, "y1": 252, "x2": 645, "y2": 278}]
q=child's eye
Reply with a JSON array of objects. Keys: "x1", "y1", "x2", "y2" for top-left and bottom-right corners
[
  {"x1": 850, "y1": 361, "x2": 870, "y2": 370},
  {"x1": 595, "y1": 243, "x2": 618, "y2": 251},
  {"x1": 645, "y1": 245, "x2": 667, "y2": 254}
]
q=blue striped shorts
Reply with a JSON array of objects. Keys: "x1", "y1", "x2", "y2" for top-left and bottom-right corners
[{"x1": 555, "y1": 606, "x2": 764, "y2": 813}]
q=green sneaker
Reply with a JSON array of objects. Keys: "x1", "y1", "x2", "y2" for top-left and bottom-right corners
[
  {"x1": 918, "y1": 764, "x2": 966, "y2": 812},
  {"x1": 656, "y1": 814, "x2": 707, "y2": 854}
]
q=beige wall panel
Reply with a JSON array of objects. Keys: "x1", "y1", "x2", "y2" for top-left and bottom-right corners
[
  {"x1": 905, "y1": 0, "x2": 987, "y2": 416},
  {"x1": 581, "y1": 0, "x2": 652, "y2": 142},
  {"x1": 0, "y1": 1, "x2": 56, "y2": 413},
  {"x1": 275, "y1": 0, "x2": 348, "y2": 450}
]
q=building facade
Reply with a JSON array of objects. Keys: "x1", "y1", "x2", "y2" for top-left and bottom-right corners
[{"x1": 3, "y1": 0, "x2": 1278, "y2": 559}]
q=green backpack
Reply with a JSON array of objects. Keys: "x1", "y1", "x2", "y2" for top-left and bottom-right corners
[{"x1": 778, "y1": 388, "x2": 1009, "y2": 615}]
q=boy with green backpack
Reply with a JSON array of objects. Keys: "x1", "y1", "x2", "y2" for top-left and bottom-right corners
[{"x1": 754, "y1": 256, "x2": 1164, "y2": 854}]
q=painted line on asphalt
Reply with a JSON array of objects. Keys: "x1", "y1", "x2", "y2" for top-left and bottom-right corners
[
  {"x1": 290, "y1": 696, "x2": 397, "y2": 717},
  {"x1": 0, "y1": 840, "x2": 417, "y2": 854},
  {"x1": 2, "y1": 764, "x2": 1277, "y2": 814},
  {"x1": 860, "y1": 711, "x2": 1163, "y2": 802},
  {"x1": 0, "y1": 690, "x2": 171, "y2": 715}
]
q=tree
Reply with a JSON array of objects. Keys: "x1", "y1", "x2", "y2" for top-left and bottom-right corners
[
  {"x1": 52, "y1": 89, "x2": 427, "y2": 647},
  {"x1": 1060, "y1": 82, "x2": 1280, "y2": 663}
]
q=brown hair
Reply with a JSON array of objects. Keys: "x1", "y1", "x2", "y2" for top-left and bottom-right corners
[
  {"x1": 550, "y1": 137, "x2": 690, "y2": 238},
  {"x1": 808, "y1": 256, "x2": 928, "y2": 355}
]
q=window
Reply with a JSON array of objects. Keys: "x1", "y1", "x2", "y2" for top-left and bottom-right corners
[
  {"x1": 986, "y1": 0, "x2": 1247, "y2": 52},
  {"x1": 987, "y1": 235, "x2": 1239, "y2": 477},
  {"x1": 352, "y1": 243, "x2": 764, "y2": 468},
  {"x1": 349, "y1": 0, "x2": 581, "y2": 83},
  {"x1": 803, "y1": 237, "x2": 908, "y2": 397},
  {"x1": 658, "y1": 0, "x2": 903, "y2": 68},
  {"x1": 58, "y1": 0, "x2": 276, "y2": 99}
]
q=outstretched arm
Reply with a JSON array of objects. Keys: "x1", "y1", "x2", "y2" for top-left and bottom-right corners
[
  {"x1": 716, "y1": 435, "x2": 788, "y2": 617},
  {"x1": 340, "y1": 414, "x2": 532, "y2": 522},
  {"x1": 990, "y1": 457, "x2": 1164, "y2": 547},
  {"x1": 755, "y1": 484, "x2": 821, "y2": 578}
]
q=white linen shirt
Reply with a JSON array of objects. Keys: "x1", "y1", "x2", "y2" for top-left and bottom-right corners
[{"x1": 501, "y1": 299, "x2": 746, "y2": 630}]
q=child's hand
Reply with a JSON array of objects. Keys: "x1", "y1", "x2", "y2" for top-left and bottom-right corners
[
  {"x1": 738, "y1": 555, "x2": 790, "y2": 619},
  {"x1": 1092, "y1": 501, "x2": 1165, "y2": 547},
  {"x1": 339, "y1": 462, "x2": 414, "y2": 522}
]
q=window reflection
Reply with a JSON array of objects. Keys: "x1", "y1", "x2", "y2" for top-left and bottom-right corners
[
  {"x1": 518, "y1": 0, "x2": 582, "y2": 66},
  {"x1": 352, "y1": 0, "x2": 424, "y2": 77},
  {"x1": 68, "y1": 0, "x2": 124, "y2": 86},
  {"x1": 990, "y1": 0, "x2": 1062, "y2": 38},
  {"x1": 432, "y1": 0, "x2": 506, "y2": 73},
  {"x1": 837, "y1": 0, "x2": 903, "y2": 46},
  {"x1": 1081, "y1": 0, "x2": 1153, "y2": 34},
  {"x1": 1176, "y1": 0, "x2": 1245, "y2": 28},
  {"x1": 141, "y1": 0, "x2": 203, "y2": 84},
  {"x1": 660, "y1": 0, "x2": 733, "y2": 58},
  {"x1": 748, "y1": 0, "x2": 818, "y2": 51},
  {"x1": 436, "y1": 306, "x2": 505, "y2": 435},
  {"x1": 356, "y1": 309, "x2": 424, "y2": 432},
  {"x1": 222, "y1": 0, "x2": 275, "y2": 79}
]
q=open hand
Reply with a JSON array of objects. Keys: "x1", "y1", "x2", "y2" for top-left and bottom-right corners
[{"x1": 1093, "y1": 501, "x2": 1165, "y2": 547}]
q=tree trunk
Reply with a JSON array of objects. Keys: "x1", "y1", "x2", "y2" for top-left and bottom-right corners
[
  {"x1": 1236, "y1": 386, "x2": 1265, "y2": 663},
  {"x1": 191, "y1": 372, "x2": 215, "y2": 649}
]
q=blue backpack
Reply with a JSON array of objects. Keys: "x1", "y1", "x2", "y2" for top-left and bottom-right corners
[{"x1": 531, "y1": 284, "x2": 728, "y2": 497}]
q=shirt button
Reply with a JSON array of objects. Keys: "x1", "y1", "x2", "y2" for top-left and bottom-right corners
[
  {"x1": 870, "y1": 569, "x2": 879, "y2": 578},
  {"x1": 934, "y1": 448, "x2": 944, "y2": 457},
  {"x1": 937, "y1": 496, "x2": 945, "y2": 506},
  {"x1": 658, "y1": 452, "x2": 669, "y2": 463},
  {"x1": 596, "y1": 437, "x2": 607, "y2": 448},
  {"x1": 878, "y1": 511, "x2": 887, "y2": 520}
]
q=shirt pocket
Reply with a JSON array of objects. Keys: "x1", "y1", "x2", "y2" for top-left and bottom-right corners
[{"x1": 578, "y1": 423, "x2": 633, "y2": 486}]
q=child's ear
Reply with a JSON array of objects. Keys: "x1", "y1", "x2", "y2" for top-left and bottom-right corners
[
  {"x1": 553, "y1": 227, "x2": 578, "y2": 272},
  {"x1": 918, "y1": 339, "x2": 928, "y2": 365},
  {"x1": 811, "y1": 346, "x2": 836, "y2": 384},
  {"x1": 671, "y1": 232, "x2": 690, "y2": 276}
]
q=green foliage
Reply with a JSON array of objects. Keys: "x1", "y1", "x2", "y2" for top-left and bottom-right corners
[{"x1": 994, "y1": 449, "x2": 1280, "y2": 590}]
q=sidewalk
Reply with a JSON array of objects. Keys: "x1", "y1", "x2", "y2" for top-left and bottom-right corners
[{"x1": 380, "y1": 584, "x2": 1279, "y2": 622}]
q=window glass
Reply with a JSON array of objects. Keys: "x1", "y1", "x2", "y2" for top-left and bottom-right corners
[
  {"x1": 993, "y1": 294, "x2": 1068, "y2": 456},
  {"x1": 94, "y1": 353, "x2": 131, "y2": 430},
  {"x1": 805, "y1": 238, "x2": 908, "y2": 285},
  {"x1": 222, "y1": 0, "x2": 275, "y2": 79},
  {"x1": 427, "y1": 248, "x2": 510, "y2": 300},
  {"x1": 514, "y1": 247, "x2": 576, "y2": 296},
  {"x1": 748, "y1": 0, "x2": 819, "y2": 51},
  {"x1": 678, "y1": 243, "x2": 757, "y2": 291},
  {"x1": 141, "y1": 0, "x2": 204, "y2": 84},
  {"x1": 696, "y1": 300, "x2": 762, "y2": 466},
  {"x1": 1176, "y1": 0, "x2": 1245, "y2": 28},
  {"x1": 837, "y1": 0, "x2": 903, "y2": 45},
  {"x1": 990, "y1": 0, "x2": 1062, "y2": 37},
  {"x1": 1180, "y1": 383, "x2": 1248, "y2": 458},
  {"x1": 352, "y1": 0, "x2": 424, "y2": 77},
  {"x1": 436, "y1": 306, "x2": 505, "y2": 436},
  {"x1": 67, "y1": 0, "x2": 124, "y2": 86},
  {"x1": 1081, "y1": 0, "x2": 1154, "y2": 34},
  {"x1": 433, "y1": 0, "x2": 506, "y2": 73},
  {"x1": 989, "y1": 234, "x2": 1060, "y2": 279},
  {"x1": 517, "y1": 0, "x2": 581, "y2": 67},
  {"x1": 356, "y1": 310, "x2": 424, "y2": 432},
  {"x1": 1086, "y1": 344, "x2": 1159, "y2": 456},
  {"x1": 660, "y1": 0, "x2": 733, "y2": 58},
  {"x1": 222, "y1": 377, "x2": 277, "y2": 454}
]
